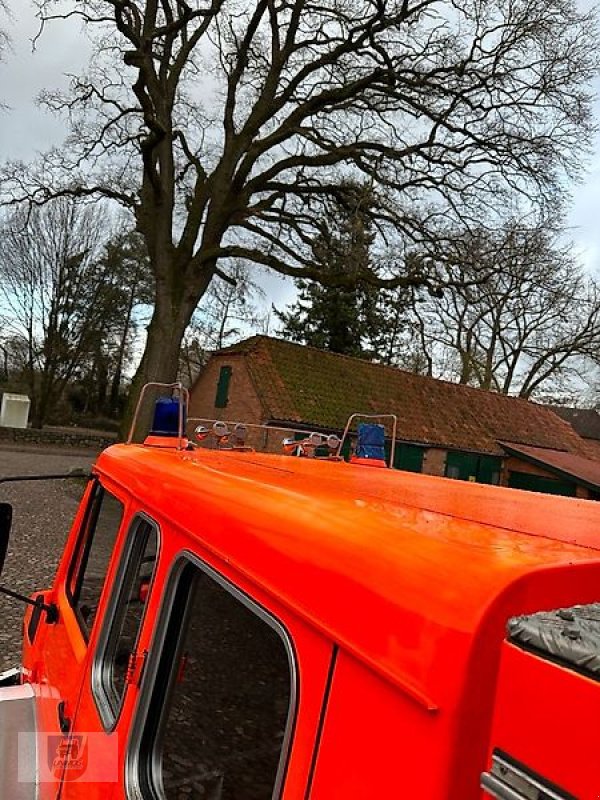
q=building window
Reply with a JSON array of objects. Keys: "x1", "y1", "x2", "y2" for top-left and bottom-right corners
[
  {"x1": 68, "y1": 484, "x2": 124, "y2": 639},
  {"x1": 131, "y1": 559, "x2": 295, "y2": 800},
  {"x1": 93, "y1": 515, "x2": 159, "y2": 728},
  {"x1": 215, "y1": 365, "x2": 232, "y2": 408}
]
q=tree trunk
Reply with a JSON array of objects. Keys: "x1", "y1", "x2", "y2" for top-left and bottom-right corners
[
  {"x1": 119, "y1": 269, "x2": 211, "y2": 440},
  {"x1": 31, "y1": 386, "x2": 53, "y2": 429},
  {"x1": 110, "y1": 278, "x2": 137, "y2": 414},
  {"x1": 120, "y1": 313, "x2": 184, "y2": 441}
]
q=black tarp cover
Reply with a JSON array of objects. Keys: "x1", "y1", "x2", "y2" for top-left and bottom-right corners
[{"x1": 508, "y1": 603, "x2": 600, "y2": 678}]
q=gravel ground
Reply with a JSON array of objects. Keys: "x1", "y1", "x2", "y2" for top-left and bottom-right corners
[{"x1": 0, "y1": 445, "x2": 97, "y2": 670}]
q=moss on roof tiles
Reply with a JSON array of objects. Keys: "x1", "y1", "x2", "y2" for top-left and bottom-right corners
[{"x1": 222, "y1": 336, "x2": 588, "y2": 456}]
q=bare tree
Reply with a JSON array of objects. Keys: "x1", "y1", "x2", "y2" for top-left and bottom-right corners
[
  {"x1": 0, "y1": 198, "x2": 119, "y2": 426},
  {"x1": 2, "y1": 0, "x2": 598, "y2": 423},
  {"x1": 98, "y1": 227, "x2": 153, "y2": 411},
  {"x1": 0, "y1": 2, "x2": 9, "y2": 54},
  {"x1": 408, "y1": 221, "x2": 600, "y2": 398},
  {"x1": 179, "y1": 261, "x2": 267, "y2": 385},
  {"x1": 0, "y1": 1, "x2": 11, "y2": 101},
  {"x1": 0, "y1": 340, "x2": 9, "y2": 380}
]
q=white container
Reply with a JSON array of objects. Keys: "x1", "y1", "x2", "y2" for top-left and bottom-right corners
[{"x1": 0, "y1": 394, "x2": 31, "y2": 429}]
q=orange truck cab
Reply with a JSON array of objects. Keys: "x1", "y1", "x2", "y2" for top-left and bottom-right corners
[{"x1": 1, "y1": 386, "x2": 600, "y2": 799}]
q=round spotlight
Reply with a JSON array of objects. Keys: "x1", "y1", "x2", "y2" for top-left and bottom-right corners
[
  {"x1": 194, "y1": 425, "x2": 210, "y2": 442},
  {"x1": 213, "y1": 421, "x2": 230, "y2": 439}
]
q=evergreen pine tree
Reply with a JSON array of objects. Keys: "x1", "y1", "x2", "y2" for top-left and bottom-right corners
[{"x1": 275, "y1": 182, "x2": 382, "y2": 358}]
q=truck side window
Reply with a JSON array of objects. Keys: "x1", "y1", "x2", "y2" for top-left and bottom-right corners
[
  {"x1": 69, "y1": 485, "x2": 124, "y2": 639},
  {"x1": 132, "y1": 559, "x2": 295, "y2": 800},
  {"x1": 94, "y1": 516, "x2": 158, "y2": 727}
]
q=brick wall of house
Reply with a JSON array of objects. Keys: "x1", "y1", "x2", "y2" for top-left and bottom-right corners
[
  {"x1": 188, "y1": 355, "x2": 264, "y2": 429},
  {"x1": 501, "y1": 456, "x2": 540, "y2": 486},
  {"x1": 189, "y1": 355, "x2": 343, "y2": 454},
  {"x1": 422, "y1": 447, "x2": 447, "y2": 477},
  {"x1": 503, "y1": 455, "x2": 557, "y2": 480}
]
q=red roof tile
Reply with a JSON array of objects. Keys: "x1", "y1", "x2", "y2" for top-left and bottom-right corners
[
  {"x1": 500, "y1": 443, "x2": 600, "y2": 491},
  {"x1": 216, "y1": 336, "x2": 589, "y2": 456}
]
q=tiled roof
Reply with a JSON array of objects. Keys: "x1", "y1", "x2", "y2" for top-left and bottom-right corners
[
  {"x1": 215, "y1": 336, "x2": 590, "y2": 456},
  {"x1": 550, "y1": 407, "x2": 600, "y2": 441},
  {"x1": 581, "y1": 439, "x2": 600, "y2": 461},
  {"x1": 500, "y1": 443, "x2": 600, "y2": 492}
]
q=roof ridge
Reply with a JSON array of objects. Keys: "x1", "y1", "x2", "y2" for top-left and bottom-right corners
[
  {"x1": 248, "y1": 335, "x2": 561, "y2": 411},
  {"x1": 215, "y1": 334, "x2": 266, "y2": 354}
]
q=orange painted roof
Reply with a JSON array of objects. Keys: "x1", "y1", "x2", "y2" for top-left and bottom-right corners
[
  {"x1": 96, "y1": 443, "x2": 600, "y2": 712},
  {"x1": 212, "y1": 336, "x2": 587, "y2": 456}
]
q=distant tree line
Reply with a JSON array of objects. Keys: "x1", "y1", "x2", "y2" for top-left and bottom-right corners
[
  {"x1": 0, "y1": 198, "x2": 152, "y2": 427},
  {"x1": 276, "y1": 184, "x2": 600, "y2": 400},
  {"x1": 2, "y1": 187, "x2": 596, "y2": 427},
  {"x1": 0, "y1": 195, "x2": 268, "y2": 428}
]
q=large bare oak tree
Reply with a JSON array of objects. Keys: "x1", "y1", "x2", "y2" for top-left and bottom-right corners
[{"x1": 2, "y1": 0, "x2": 598, "y2": 425}]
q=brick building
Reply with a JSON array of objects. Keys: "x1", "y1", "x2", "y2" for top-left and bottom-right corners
[{"x1": 188, "y1": 336, "x2": 600, "y2": 499}]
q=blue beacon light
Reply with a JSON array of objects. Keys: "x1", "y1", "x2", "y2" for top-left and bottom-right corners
[
  {"x1": 355, "y1": 423, "x2": 386, "y2": 461},
  {"x1": 150, "y1": 397, "x2": 185, "y2": 437}
]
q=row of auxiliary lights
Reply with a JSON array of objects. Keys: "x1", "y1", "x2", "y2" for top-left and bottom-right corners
[
  {"x1": 193, "y1": 420, "x2": 342, "y2": 457},
  {"x1": 144, "y1": 391, "x2": 393, "y2": 465}
]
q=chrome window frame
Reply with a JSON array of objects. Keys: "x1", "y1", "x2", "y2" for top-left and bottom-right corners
[
  {"x1": 125, "y1": 551, "x2": 298, "y2": 800},
  {"x1": 91, "y1": 512, "x2": 160, "y2": 732},
  {"x1": 481, "y1": 751, "x2": 576, "y2": 800},
  {"x1": 67, "y1": 480, "x2": 126, "y2": 639}
]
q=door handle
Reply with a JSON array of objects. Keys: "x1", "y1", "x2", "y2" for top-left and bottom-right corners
[{"x1": 57, "y1": 701, "x2": 71, "y2": 734}]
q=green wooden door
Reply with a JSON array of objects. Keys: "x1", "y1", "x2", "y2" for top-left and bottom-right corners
[
  {"x1": 508, "y1": 471, "x2": 576, "y2": 497},
  {"x1": 387, "y1": 442, "x2": 425, "y2": 473}
]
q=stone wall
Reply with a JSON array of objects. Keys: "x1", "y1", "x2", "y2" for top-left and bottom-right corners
[{"x1": 0, "y1": 425, "x2": 116, "y2": 452}]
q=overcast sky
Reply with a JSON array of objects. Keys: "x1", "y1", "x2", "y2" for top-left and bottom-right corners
[
  {"x1": 0, "y1": 5, "x2": 296, "y2": 317},
  {"x1": 1, "y1": 4, "x2": 599, "y2": 308}
]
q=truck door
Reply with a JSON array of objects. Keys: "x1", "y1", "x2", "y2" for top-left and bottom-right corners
[
  {"x1": 23, "y1": 478, "x2": 125, "y2": 798},
  {"x1": 58, "y1": 512, "x2": 159, "y2": 799},
  {"x1": 61, "y1": 533, "x2": 334, "y2": 799}
]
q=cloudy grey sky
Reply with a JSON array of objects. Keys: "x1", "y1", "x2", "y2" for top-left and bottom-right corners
[
  {"x1": 1, "y1": 3, "x2": 599, "y2": 297},
  {"x1": 0, "y1": 5, "x2": 295, "y2": 316}
]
